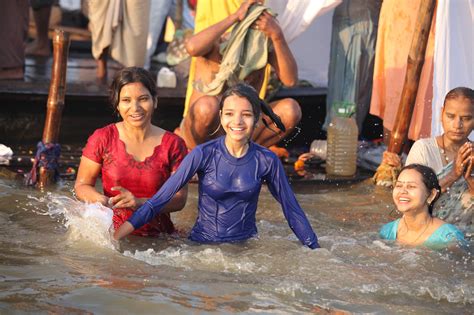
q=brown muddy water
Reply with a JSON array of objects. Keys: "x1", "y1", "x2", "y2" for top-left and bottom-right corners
[{"x1": 0, "y1": 177, "x2": 472, "y2": 314}]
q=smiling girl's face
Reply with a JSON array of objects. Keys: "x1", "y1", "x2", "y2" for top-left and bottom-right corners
[
  {"x1": 221, "y1": 94, "x2": 257, "y2": 144},
  {"x1": 117, "y1": 82, "x2": 156, "y2": 128},
  {"x1": 393, "y1": 169, "x2": 433, "y2": 214}
]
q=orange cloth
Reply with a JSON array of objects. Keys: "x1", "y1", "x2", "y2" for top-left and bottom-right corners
[{"x1": 369, "y1": 0, "x2": 436, "y2": 141}]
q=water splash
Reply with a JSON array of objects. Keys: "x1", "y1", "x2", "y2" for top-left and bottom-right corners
[
  {"x1": 124, "y1": 245, "x2": 264, "y2": 273},
  {"x1": 26, "y1": 193, "x2": 115, "y2": 249}
]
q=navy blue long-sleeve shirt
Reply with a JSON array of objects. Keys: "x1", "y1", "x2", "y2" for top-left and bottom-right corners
[{"x1": 128, "y1": 137, "x2": 319, "y2": 249}]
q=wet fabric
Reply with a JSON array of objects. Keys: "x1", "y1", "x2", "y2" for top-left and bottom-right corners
[
  {"x1": 87, "y1": 0, "x2": 150, "y2": 67},
  {"x1": 380, "y1": 219, "x2": 467, "y2": 250},
  {"x1": 323, "y1": 0, "x2": 382, "y2": 132},
  {"x1": 129, "y1": 136, "x2": 319, "y2": 249},
  {"x1": 369, "y1": 0, "x2": 435, "y2": 141},
  {"x1": 194, "y1": 5, "x2": 269, "y2": 96},
  {"x1": 406, "y1": 138, "x2": 473, "y2": 237},
  {"x1": 82, "y1": 124, "x2": 188, "y2": 236}
]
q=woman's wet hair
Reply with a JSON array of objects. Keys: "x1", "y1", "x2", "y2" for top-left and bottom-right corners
[
  {"x1": 397, "y1": 164, "x2": 441, "y2": 215},
  {"x1": 219, "y1": 83, "x2": 286, "y2": 132},
  {"x1": 443, "y1": 86, "x2": 474, "y2": 107},
  {"x1": 109, "y1": 67, "x2": 158, "y2": 114}
]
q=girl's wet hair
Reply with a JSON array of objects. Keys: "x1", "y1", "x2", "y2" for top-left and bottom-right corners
[
  {"x1": 219, "y1": 83, "x2": 286, "y2": 132},
  {"x1": 397, "y1": 164, "x2": 441, "y2": 215},
  {"x1": 443, "y1": 86, "x2": 474, "y2": 107},
  {"x1": 109, "y1": 67, "x2": 158, "y2": 114}
]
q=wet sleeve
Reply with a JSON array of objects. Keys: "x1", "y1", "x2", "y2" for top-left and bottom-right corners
[
  {"x1": 442, "y1": 224, "x2": 468, "y2": 249},
  {"x1": 264, "y1": 155, "x2": 320, "y2": 249},
  {"x1": 379, "y1": 220, "x2": 398, "y2": 240},
  {"x1": 81, "y1": 129, "x2": 106, "y2": 164},
  {"x1": 168, "y1": 136, "x2": 188, "y2": 172},
  {"x1": 128, "y1": 147, "x2": 204, "y2": 229}
]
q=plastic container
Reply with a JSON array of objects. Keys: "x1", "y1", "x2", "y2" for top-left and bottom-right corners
[
  {"x1": 157, "y1": 67, "x2": 177, "y2": 88},
  {"x1": 310, "y1": 140, "x2": 327, "y2": 160},
  {"x1": 326, "y1": 103, "x2": 358, "y2": 176}
]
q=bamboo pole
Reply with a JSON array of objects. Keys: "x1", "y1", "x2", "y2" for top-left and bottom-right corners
[
  {"x1": 38, "y1": 29, "x2": 70, "y2": 188},
  {"x1": 374, "y1": 0, "x2": 436, "y2": 185}
]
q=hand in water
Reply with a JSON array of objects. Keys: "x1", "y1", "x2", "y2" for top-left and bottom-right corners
[
  {"x1": 109, "y1": 186, "x2": 140, "y2": 209},
  {"x1": 108, "y1": 225, "x2": 121, "y2": 251}
]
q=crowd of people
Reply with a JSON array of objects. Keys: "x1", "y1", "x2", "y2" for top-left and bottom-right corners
[{"x1": 0, "y1": 1, "x2": 471, "y2": 250}]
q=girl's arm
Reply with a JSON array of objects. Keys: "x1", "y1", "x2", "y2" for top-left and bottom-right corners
[
  {"x1": 265, "y1": 155, "x2": 319, "y2": 249},
  {"x1": 114, "y1": 148, "x2": 205, "y2": 240},
  {"x1": 106, "y1": 184, "x2": 188, "y2": 213}
]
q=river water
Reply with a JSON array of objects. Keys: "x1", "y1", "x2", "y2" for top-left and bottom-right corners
[{"x1": 0, "y1": 177, "x2": 472, "y2": 314}]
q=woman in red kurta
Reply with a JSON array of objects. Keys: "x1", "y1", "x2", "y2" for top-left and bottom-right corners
[{"x1": 75, "y1": 67, "x2": 188, "y2": 236}]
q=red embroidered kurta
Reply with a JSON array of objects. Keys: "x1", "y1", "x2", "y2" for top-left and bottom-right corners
[{"x1": 82, "y1": 124, "x2": 187, "y2": 236}]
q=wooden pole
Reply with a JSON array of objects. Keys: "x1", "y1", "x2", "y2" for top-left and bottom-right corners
[
  {"x1": 38, "y1": 29, "x2": 70, "y2": 188},
  {"x1": 374, "y1": 0, "x2": 436, "y2": 186},
  {"x1": 387, "y1": 0, "x2": 436, "y2": 154}
]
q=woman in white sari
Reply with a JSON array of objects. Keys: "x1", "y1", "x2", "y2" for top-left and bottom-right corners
[{"x1": 406, "y1": 87, "x2": 473, "y2": 237}]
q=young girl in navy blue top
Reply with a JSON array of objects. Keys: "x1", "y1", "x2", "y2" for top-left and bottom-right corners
[{"x1": 114, "y1": 83, "x2": 320, "y2": 249}]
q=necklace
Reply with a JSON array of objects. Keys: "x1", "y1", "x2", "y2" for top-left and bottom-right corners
[
  {"x1": 402, "y1": 216, "x2": 432, "y2": 244},
  {"x1": 439, "y1": 135, "x2": 451, "y2": 164}
]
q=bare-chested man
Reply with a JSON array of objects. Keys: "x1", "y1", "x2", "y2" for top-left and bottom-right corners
[{"x1": 180, "y1": 0, "x2": 301, "y2": 151}]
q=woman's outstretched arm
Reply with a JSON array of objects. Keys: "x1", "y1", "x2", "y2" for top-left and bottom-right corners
[{"x1": 114, "y1": 147, "x2": 205, "y2": 240}]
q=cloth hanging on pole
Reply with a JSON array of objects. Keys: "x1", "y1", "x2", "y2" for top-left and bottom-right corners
[{"x1": 369, "y1": 0, "x2": 436, "y2": 141}]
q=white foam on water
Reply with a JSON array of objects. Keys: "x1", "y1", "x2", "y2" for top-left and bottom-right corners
[
  {"x1": 273, "y1": 280, "x2": 312, "y2": 297},
  {"x1": 371, "y1": 240, "x2": 393, "y2": 250},
  {"x1": 124, "y1": 245, "x2": 264, "y2": 273},
  {"x1": 27, "y1": 193, "x2": 115, "y2": 249}
]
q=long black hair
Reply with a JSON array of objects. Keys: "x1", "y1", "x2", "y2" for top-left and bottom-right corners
[
  {"x1": 109, "y1": 67, "x2": 158, "y2": 115},
  {"x1": 397, "y1": 164, "x2": 441, "y2": 215},
  {"x1": 219, "y1": 83, "x2": 286, "y2": 132}
]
